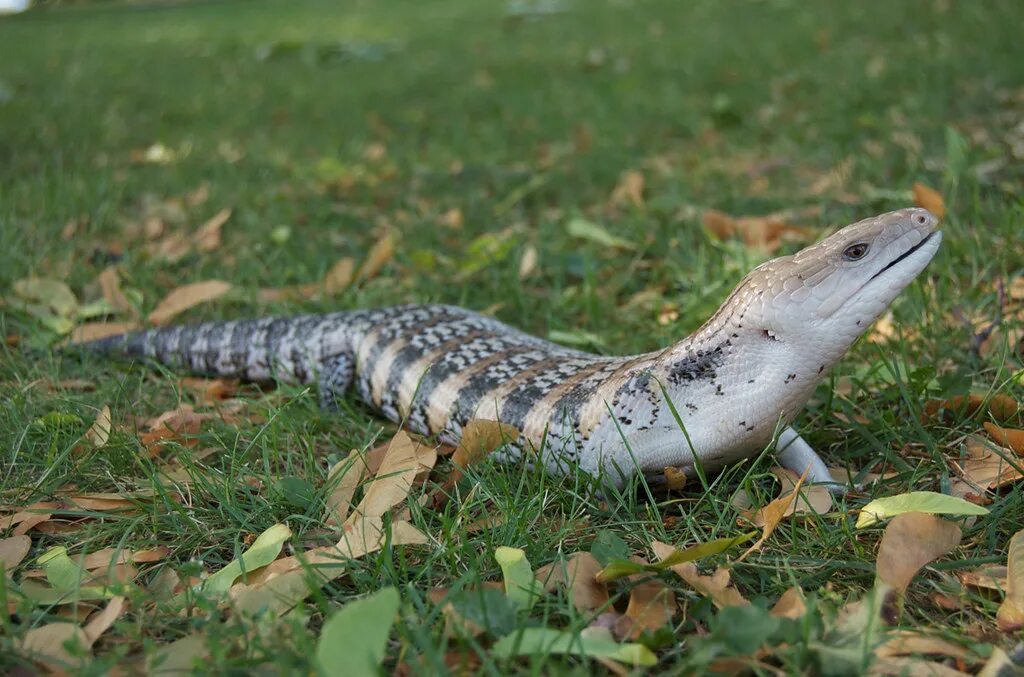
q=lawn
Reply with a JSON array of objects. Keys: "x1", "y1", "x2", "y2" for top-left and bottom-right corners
[{"x1": 1, "y1": 0, "x2": 1023, "y2": 673}]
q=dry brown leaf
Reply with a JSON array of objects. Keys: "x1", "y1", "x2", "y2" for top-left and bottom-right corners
[
  {"x1": 611, "y1": 170, "x2": 645, "y2": 208},
  {"x1": 952, "y1": 435, "x2": 1023, "y2": 493},
  {"x1": 439, "y1": 207, "x2": 463, "y2": 229},
  {"x1": 62, "y1": 493, "x2": 140, "y2": 511},
  {"x1": 996, "y1": 528, "x2": 1024, "y2": 632},
  {"x1": 912, "y1": 182, "x2": 946, "y2": 221},
  {"x1": 68, "y1": 321, "x2": 140, "y2": 344},
  {"x1": 78, "y1": 405, "x2": 112, "y2": 452},
  {"x1": 139, "y1": 405, "x2": 211, "y2": 456},
  {"x1": 83, "y1": 596, "x2": 126, "y2": 646},
  {"x1": 923, "y1": 394, "x2": 1019, "y2": 423},
  {"x1": 256, "y1": 283, "x2": 319, "y2": 303},
  {"x1": 759, "y1": 466, "x2": 833, "y2": 522},
  {"x1": 193, "y1": 208, "x2": 231, "y2": 252},
  {"x1": 877, "y1": 513, "x2": 961, "y2": 594},
  {"x1": 702, "y1": 209, "x2": 811, "y2": 252},
  {"x1": 12, "y1": 511, "x2": 54, "y2": 536},
  {"x1": 739, "y1": 464, "x2": 811, "y2": 560},
  {"x1": 770, "y1": 586, "x2": 807, "y2": 619},
  {"x1": 323, "y1": 256, "x2": 356, "y2": 295},
  {"x1": 178, "y1": 377, "x2": 240, "y2": 403},
  {"x1": 983, "y1": 422, "x2": 1024, "y2": 456},
  {"x1": 518, "y1": 245, "x2": 538, "y2": 280},
  {"x1": 356, "y1": 232, "x2": 395, "y2": 282},
  {"x1": 97, "y1": 267, "x2": 137, "y2": 318},
  {"x1": 452, "y1": 420, "x2": 520, "y2": 469},
  {"x1": 957, "y1": 565, "x2": 1007, "y2": 592},
  {"x1": 614, "y1": 579, "x2": 675, "y2": 640},
  {"x1": 867, "y1": 312, "x2": 897, "y2": 344},
  {"x1": 345, "y1": 431, "x2": 420, "y2": 525},
  {"x1": 325, "y1": 449, "x2": 369, "y2": 528},
  {"x1": 651, "y1": 540, "x2": 748, "y2": 608},
  {"x1": 875, "y1": 630, "x2": 972, "y2": 660},
  {"x1": 148, "y1": 280, "x2": 232, "y2": 325},
  {"x1": 0, "y1": 535, "x2": 31, "y2": 570},
  {"x1": 19, "y1": 622, "x2": 89, "y2": 668},
  {"x1": 869, "y1": 656, "x2": 971, "y2": 677},
  {"x1": 535, "y1": 551, "x2": 609, "y2": 613}
]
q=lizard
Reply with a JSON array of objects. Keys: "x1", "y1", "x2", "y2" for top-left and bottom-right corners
[{"x1": 72, "y1": 207, "x2": 941, "y2": 489}]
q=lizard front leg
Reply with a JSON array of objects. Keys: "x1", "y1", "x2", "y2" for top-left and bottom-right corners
[{"x1": 775, "y1": 426, "x2": 845, "y2": 494}]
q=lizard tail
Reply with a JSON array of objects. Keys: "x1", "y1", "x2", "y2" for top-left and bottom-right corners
[{"x1": 71, "y1": 314, "x2": 354, "y2": 384}]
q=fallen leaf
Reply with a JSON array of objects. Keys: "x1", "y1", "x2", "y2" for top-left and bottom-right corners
[
  {"x1": 770, "y1": 586, "x2": 807, "y2": 619},
  {"x1": 19, "y1": 622, "x2": 89, "y2": 669},
  {"x1": 78, "y1": 405, "x2": 112, "y2": 452},
  {"x1": 68, "y1": 321, "x2": 139, "y2": 344},
  {"x1": 857, "y1": 491, "x2": 988, "y2": 528},
  {"x1": 923, "y1": 394, "x2": 1019, "y2": 423},
  {"x1": 953, "y1": 435, "x2": 1024, "y2": 493},
  {"x1": 146, "y1": 633, "x2": 208, "y2": 674},
  {"x1": 12, "y1": 277, "x2": 78, "y2": 317},
  {"x1": 439, "y1": 207, "x2": 463, "y2": 229},
  {"x1": 613, "y1": 579, "x2": 675, "y2": 640},
  {"x1": 868, "y1": 657, "x2": 971, "y2": 677},
  {"x1": 875, "y1": 630, "x2": 973, "y2": 660},
  {"x1": 193, "y1": 208, "x2": 231, "y2": 252},
  {"x1": 356, "y1": 232, "x2": 395, "y2": 282},
  {"x1": 0, "y1": 535, "x2": 32, "y2": 570},
  {"x1": 325, "y1": 449, "x2": 369, "y2": 528},
  {"x1": 912, "y1": 182, "x2": 946, "y2": 220},
  {"x1": 148, "y1": 280, "x2": 232, "y2": 325},
  {"x1": 610, "y1": 170, "x2": 645, "y2": 208},
  {"x1": 876, "y1": 513, "x2": 961, "y2": 594},
  {"x1": 518, "y1": 245, "x2": 538, "y2": 279},
  {"x1": 996, "y1": 529, "x2": 1024, "y2": 632},
  {"x1": 983, "y1": 422, "x2": 1024, "y2": 456},
  {"x1": 316, "y1": 587, "x2": 400, "y2": 676},
  {"x1": 598, "y1": 533, "x2": 755, "y2": 583},
  {"x1": 200, "y1": 523, "x2": 292, "y2": 597},
  {"x1": 83, "y1": 596, "x2": 126, "y2": 646},
  {"x1": 651, "y1": 541, "x2": 748, "y2": 608},
  {"x1": 491, "y1": 627, "x2": 656, "y2": 667},
  {"x1": 139, "y1": 405, "x2": 211, "y2": 456},
  {"x1": 535, "y1": 551, "x2": 609, "y2": 613},
  {"x1": 97, "y1": 267, "x2": 137, "y2": 319},
  {"x1": 702, "y1": 209, "x2": 810, "y2": 252},
  {"x1": 957, "y1": 565, "x2": 1007, "y2": 593},
  {"x1": 566, "y1": 216, "x2": 636, "y2": 250},
  {"x1": 346, "y1": 431, "x2": 420, "y2": 524},
  {"x1": 323, "y1": 256, "x2": 356, "y2": 295},
  {"x1": 452, "y1": 420, "x2": 519, "y2": 470},
  {"x1": 495, "y1": 546, "x2": 540, "y2": 610},
  {"x1": 739, "y1": 464, "x2": 811, "y2": 560},
  {"x1": 178, "y1": 377, "x2": 239, "y2": 403}
]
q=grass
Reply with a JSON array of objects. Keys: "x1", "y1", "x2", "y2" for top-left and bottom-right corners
[{"x1": 1, "y1": 0, "x2": 1023, "y2": 672}]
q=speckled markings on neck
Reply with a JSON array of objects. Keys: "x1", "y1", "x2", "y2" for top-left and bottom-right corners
[{"x1": 74, "y1": 208, "x2": 942, "y2": 487}]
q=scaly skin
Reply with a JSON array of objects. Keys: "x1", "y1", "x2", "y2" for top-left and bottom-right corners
[{"x1": 75, "y1": 208, "x2": 942, "y2": 487}]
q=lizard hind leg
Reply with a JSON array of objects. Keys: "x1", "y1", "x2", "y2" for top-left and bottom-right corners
[{"x1": 317, "y1": 353, "x2": 356, "y2": 412}]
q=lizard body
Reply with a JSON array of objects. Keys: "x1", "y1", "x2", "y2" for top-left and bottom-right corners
[{"x1": 76, "y1": 208, "x2": 941, "y2": 487}]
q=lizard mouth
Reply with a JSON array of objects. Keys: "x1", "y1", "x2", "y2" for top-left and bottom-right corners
[{"x1": 870, "y1": 231, "x2": 937, "y2": 281}]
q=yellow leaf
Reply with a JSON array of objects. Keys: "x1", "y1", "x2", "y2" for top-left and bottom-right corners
[
  {"x1": 610, "y1": 169, "x2": 645, "y2": 208},
  {"x1": 97, "y1": 267, "x2": 137, "y2": 318},
  {"x1": 614, "y1": 579, "x2": 675, "y2": 641},
  {"x1": 148, "y1": 280, "x2": 232, "y2": 325},
  {"x1": 739, "y1": 464, "x2": 811, "y2": 560},
  {"x1": 651, "y1": 541, "x2": 748, "y2": 608},
  {"x1": 452, "y1": 419, "x2": 519, "y2": 470},
  {"x1": 346, "y1": 432, "x2": 419, "y2": 524}
]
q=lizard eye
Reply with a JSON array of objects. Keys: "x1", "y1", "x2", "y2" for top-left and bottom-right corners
[{"x1": 842, "y1": 243, "x2": 869, "y2": 261}]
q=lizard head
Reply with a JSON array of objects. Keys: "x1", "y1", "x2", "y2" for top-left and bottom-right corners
[{"x1": 735, "y1": 207, "x2": 941, "y2": 355}]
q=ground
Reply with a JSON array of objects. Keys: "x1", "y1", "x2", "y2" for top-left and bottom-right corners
[{"x1": 1, "y1": 0, "x2": 1023, "y2": 673}]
